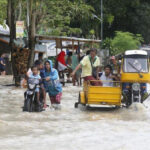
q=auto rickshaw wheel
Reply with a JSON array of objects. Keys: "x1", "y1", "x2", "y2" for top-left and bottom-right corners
[
  {"x1": 74, "y1": 102, "x2": 79, "y2": 108},
  {"x1": 115, "y1": 105, "x2": 120, "y2": 109},
  {"x1": 122, "y1": 92, "x2": 131, "y2": 108}
]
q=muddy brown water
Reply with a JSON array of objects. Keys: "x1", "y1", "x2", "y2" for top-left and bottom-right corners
[{"x1": 0, "y1": 76, "x2": 150, "y2": 150}]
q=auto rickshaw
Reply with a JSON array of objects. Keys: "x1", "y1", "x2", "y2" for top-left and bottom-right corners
[
  {"x1": 75, "y1": 50, "x2": 150, "y2": 108},
  {"x1": 121, "y1": 50, "x2": 150, "y2": 106}
]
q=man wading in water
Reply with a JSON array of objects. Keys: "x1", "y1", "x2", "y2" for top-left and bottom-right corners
[{"x1": 71, "y1": 48, "x2": 102, "y2": 86}]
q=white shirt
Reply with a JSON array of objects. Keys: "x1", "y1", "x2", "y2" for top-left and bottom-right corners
[{"x1": 100, "y1": 72, "x2": 113, "y2": 87}]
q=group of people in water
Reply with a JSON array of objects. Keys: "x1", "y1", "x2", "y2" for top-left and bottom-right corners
[
  {"x1": 26, "y1": 59, "x2": 62, "y2": 109},
  {"x1": 71, "y1": 48, "x2": 119, "y2": 86},
  {"x1": 26, "y1": 48, "x2": 119, "y2": 109}
]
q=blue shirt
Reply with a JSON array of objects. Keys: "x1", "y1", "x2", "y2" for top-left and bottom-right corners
[
  {"x1": 29, "y1": 74, "x2": 41, "y2": 80},
  {"x1": 0, "y1": 58, "x2": 5, "y2": 68},
  {"x1": 29, "y1": 74, "x2": 41, "y2": 92},
  {"x1": 40, "y1": 69, "x2": 45, "y2": 79}
]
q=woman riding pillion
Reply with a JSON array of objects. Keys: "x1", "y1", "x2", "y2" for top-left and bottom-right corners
[{"x1": 45, "y1": 60, "x2": 62, "y2": 109}]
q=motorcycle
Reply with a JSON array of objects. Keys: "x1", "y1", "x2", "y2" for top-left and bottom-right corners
[{"x1": 23, "y1": 78, "x2": 44, "y2": 112}]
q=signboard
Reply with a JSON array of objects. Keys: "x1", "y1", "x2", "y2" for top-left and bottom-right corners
[{"x1": 16, "y1": 21, "x2": 24, "y2": 38}]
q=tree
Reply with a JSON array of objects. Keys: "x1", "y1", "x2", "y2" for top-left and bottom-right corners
[
  {"x1": 28, "y1": 0, "x2": 36, "y2": 68},
  {"x1": 0, "y1": 0, "x2": 7, "y2": 25},
  {"x1": 35, "y1": 0, "x2": 93, "y2": 36},
  {"x1": 85, "y1": 0, "x2": 150, "y2": 43},
  {"x1": 110, "y1": 31, "x2": 143, "y2": 55},
  {"x1": 8, "y1": 0, "x2": 20, "y2": 85}
]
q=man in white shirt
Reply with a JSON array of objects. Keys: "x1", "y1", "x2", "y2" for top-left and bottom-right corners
[{"x1": 100, "y1": 65, "x2": 118, "y2": 87}]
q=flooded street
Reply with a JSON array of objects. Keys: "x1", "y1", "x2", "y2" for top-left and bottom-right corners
[{"x1": 0, "y1": 76, "x2": 150, "y2": 150}]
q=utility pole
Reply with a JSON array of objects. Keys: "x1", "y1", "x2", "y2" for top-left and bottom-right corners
[{"x1": 101, "y1": 0, "x2": 103, "y2": 42}]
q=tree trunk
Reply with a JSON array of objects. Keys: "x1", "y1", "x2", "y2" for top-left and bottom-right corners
[
  {"x1": 17, "y1": 0, "x2": 22, "y2": 21},
  {"x1": 28, "y1": 0, "x2": 36, "y2": 68},
  {"x1": 7, "y1": 0, "x2": 11, "y2": 27},
  {"x1": 9, "y1": 0, "x2": 20, "y2": 86}
]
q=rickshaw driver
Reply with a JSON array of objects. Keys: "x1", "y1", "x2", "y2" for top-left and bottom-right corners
[
  {"x1": 100, "y1": 65, "x2": 119, "y2": 87},
  {"x1": 71, "y1": 48, "x2": 102, "y2": 86}
]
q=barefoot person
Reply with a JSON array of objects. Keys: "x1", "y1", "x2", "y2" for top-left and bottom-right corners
[{"x1": 45, "y1": 60, "x2": 62, "y2": 109}]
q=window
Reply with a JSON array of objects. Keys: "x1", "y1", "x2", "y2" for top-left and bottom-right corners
[{"x1": 123, "y1": 55, "x2": 148, "y2": 73}]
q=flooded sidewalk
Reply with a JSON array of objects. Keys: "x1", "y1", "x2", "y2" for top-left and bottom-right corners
[{"x1": 0, "y1": 76, "x2": 150, "y2": 150}]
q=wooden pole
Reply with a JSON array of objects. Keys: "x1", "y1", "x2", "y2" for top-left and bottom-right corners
[
  {"x1": 72, "y1": 40, "x2": 74, "y2": 53},
  {"x1": 78, "y1": 41, "x2": 80, "y2": 54},
  {"x1": 60, "y1": 39, "x2": 62, "y2": 51},
  {"x1": 56, "y1": 47, "x2": 58, "y2": 56}
]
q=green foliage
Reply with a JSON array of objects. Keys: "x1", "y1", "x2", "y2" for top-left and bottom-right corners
[
  {"x1": 35, "y1": 0, "x2": 93, "y2": 36},
  {"x1": 110, "y1": 31, "x2": 143, "y2": 55},
  {"x1": 101, "y1": 37, "x2": 112, "y2": 50},
  {"x1": 0, "y1": 0, "x2": 7, "y2": 25},
  {"x1": 86, "y1": 0, "x2": 150, "y2": 43},
  {"x1": 84, "y1": 42, "x2": 100, "y2": 49},
  {"x1": 89, "y1": 29, "x2": 95, "y2": 35},
  {"x1": 0, "y1": 0, "x2": 150, "y2": 43},
  {"x1": 106, "y1": 14, "x2": 114, "y2": 27}
]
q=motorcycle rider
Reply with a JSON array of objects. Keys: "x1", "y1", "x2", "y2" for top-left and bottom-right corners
[
  {"x1": 27, "y1": 60, "x2": 47, "y2": 108},
  {"x1": 28, "y1": 65, "x2": 41, "y2": 106}
]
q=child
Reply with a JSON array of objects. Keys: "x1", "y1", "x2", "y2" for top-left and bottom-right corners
[
  {"x1": 29, "y1": 65, "x2": 41, "y2": 105},
  {"x1": 26, "y1": 61, "x2": 47, "y2": 108}
]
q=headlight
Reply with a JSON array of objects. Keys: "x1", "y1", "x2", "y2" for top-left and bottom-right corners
[
  {"x1": 29, "y1": 84, "x2": 35, "y2": 89},
  {"x1": 132, "y1": 83, "x2": 140, "y2": 91}
]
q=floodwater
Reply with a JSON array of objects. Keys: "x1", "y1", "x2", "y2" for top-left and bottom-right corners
[{"x1": 0, "y1": 76, "x2": 150, "y2": 150}]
